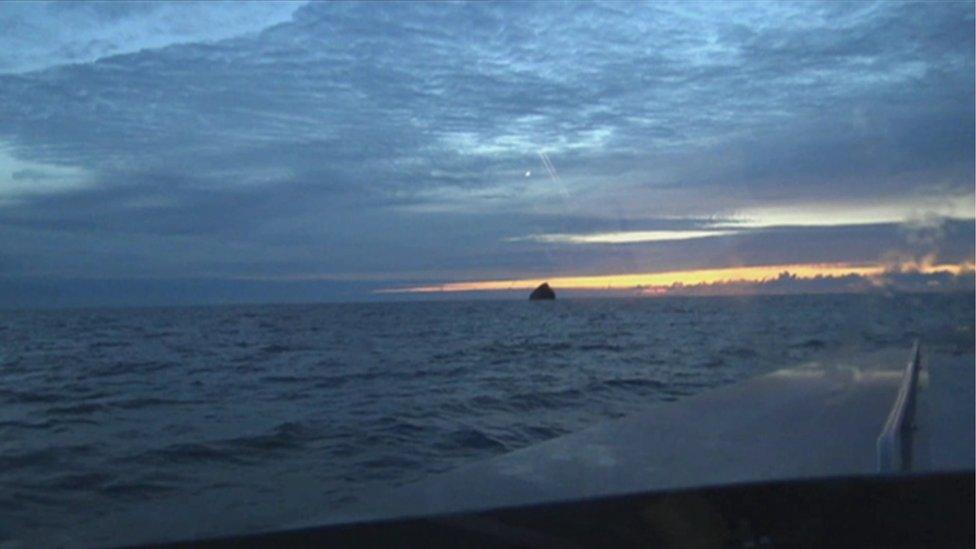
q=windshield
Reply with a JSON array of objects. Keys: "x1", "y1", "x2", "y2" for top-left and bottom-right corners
[{"x1": 0, "y1": 1, "x2": 973, "y2": 546}]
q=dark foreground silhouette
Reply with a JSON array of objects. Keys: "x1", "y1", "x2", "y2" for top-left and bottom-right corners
[
  {"x1": 152, "y1": 473, "x2": 972, "y2": 548},
  {"x1": 529, "y1": 283, "x2": 555, "y2": 300}
]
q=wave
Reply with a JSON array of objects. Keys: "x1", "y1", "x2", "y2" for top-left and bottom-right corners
[
  {"x1": 46, "y1": 402, "x2": 107, "y2": 415},
  {"x1": 129, "y1": 442, "x2": 247, "y2": 466},
  {"x1": 92, "y1": 360, "x2": 175, "y2": 377},
  {"x1": 224, "y1": 421, "x2": 315, "y2": 452},
  {"x1": 0, "y1": 389, "x2": 65, "y2": 404},
  {"x1": 45, "y1": 472, "x2": 113, "y2": 492},
  {"x1": 789, "y1": 338, "x2": 827, "y2": 349},
  {"x1": 88, "y1": 341, "x2": 131, "y2": 350},
  {"x1": 2, "y1": 294, "x2": 969, "y2": 541},
  {"x1": 112, "y1": 397, "x2": 200, "y2": 410},
  {"x1": 127, "y1": 421, "x2": 320, "y2": 468},
  {"x1": 98, "y1": 481, "x2": 176, "y2": 500},
  {"x1": 600, "y1": 378, "x2": 666, "y2": 389},
  {"x1": 0, "y1": 419, "x2": 56, "y2": 430},
  {"x1": 506, "y1": 388, "x2": 585, "y2": 411},
  {"x1": 0, "y1": 444, "x2": 96, "y2": 472},
  {"x1": 576, "y1": 343, "x2": 627, "y2": 352},
  {"x1": 434, "y1": 428, "x2": 508, "y2": 452}
]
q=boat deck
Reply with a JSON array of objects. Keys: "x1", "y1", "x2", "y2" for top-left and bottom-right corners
[
  {"x1": 325, "y1": 346, "x2": 974, "y2": 525},
  {"x1": 915, "y1": 350, "x2": 975, "y2": 472}
]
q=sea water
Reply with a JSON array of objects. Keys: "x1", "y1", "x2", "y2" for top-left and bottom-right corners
[{"x1": 1, "y1": 293, "x2": 972, "y2": 545}]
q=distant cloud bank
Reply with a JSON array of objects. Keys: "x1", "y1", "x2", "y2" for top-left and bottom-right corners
[{"x1": 649, "y1": 267, "x2": 975, "y2": 297}]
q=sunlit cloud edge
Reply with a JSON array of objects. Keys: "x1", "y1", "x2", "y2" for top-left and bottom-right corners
[{"x1": 507, "y1": 229, "x2": 739, "y2": 244}]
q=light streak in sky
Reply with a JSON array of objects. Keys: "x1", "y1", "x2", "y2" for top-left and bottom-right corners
[{"x1": 538, "y1": 151, "x2": 560, "y2": 183}]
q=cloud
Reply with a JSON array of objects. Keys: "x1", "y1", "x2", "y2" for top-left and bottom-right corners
[
  {"x1": 11, "y1": 169, "x2": 54, "y2": 182},
  {"x1": 0, "y1": 1, "x2": 971, "y2": 304},
  {"x1": 508, "y1": 230, "x2": 739, "y2": 244},
  {"x1": 0, "y1": 146, "x2": 91, "y2": 203},
  {"x1": 714, "y1": 197, "x2": 976, "y2": 229},
  {"x1": 0, "y1": 1, "x2": 305, "y2": 74},
  {"x1": 654, "y1": 267, "x2": 976, "y2": 297}
]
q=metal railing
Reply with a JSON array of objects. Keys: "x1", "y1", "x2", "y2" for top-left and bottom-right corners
[{"x1": 876, "y1": 341, "x2": 921, "y2": 474}]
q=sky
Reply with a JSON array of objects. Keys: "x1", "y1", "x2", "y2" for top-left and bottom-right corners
[{"x1": 0, "y1": 1, "x2": 973, "y2": 307}]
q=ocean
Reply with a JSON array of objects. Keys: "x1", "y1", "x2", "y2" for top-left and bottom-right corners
[{"x1": 1, "y1": 293, "x2": 973, "y2": 546}]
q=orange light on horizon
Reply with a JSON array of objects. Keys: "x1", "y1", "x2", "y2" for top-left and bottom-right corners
[{"x1": 378, "y1": 261, "x2": 974, "y2": 294}]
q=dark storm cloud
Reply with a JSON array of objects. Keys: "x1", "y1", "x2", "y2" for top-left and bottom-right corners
[{"x1": 0, "y1": 1, "x2": 972, "y2": 304}]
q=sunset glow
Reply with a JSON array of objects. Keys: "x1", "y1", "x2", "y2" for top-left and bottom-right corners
[{"x1": 381, "y1": 262, "x2": 975, "y2": 294}]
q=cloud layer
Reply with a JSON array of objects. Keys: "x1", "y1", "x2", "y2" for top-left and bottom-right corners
[
  {"x1": 0, "y1": 1, "x2": 305, "y2": 74},
  {"x1": 0, "y1": 1, "x2": 972, "y2": 305}
]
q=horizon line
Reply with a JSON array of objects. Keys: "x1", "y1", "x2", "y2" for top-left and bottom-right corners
[{"x1": 377, "y1": 261, "x2": 975, "y2": 294}]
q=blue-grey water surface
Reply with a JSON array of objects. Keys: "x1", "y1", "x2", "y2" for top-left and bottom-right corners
[{"x1": 1, "y1": 294, "x2": 973, "y2": 546}]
